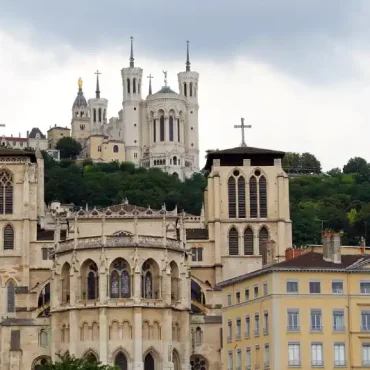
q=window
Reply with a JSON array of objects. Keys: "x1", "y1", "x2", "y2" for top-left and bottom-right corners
[
  {"x1": 361, "y1": 281, "x2": 370, "y2": 294},
  {"x1": 228, "y1": 351, "x2": 233, "y2": 370},
  {"x1": 7, "y1": 281, "x2": 15, "y2": 313},
  {"x1": 333, "y1": 310, "x2": 345, "y2": 331},
  {"x1": 133, "y1": 78, "x2": 136, "y2": 93},
  {"x1": 228, "y1": 228, "x2": 239, "y2": 255},
  {"x1": 127, "y1": 78, "x2": 130, "y2": 93},
  {"x1": 288, "y1": 343, "x2": 301, "y2": 367},
  {"x1": 98, "y1": 108, "x2": 102, "y2": 122},
  {"x1": 236, "y1": 318, "x2": 241, "y2": 340},
  {"x1": 332, "y1": 280, "x2": 343, "y2": 294},
  {"x1": 39, "y1": 330, "x2": 48, "y2": 346},
  {"x1": 287, "y1": 281, "x2": 298, "y2": 294},
  {"x1": 263, "y1": 282, "x2": 268, "y2": 296},
  {"x1": 254, "y1": 314, "x2": 260, "y2": 336},
  {"x1": 10, "y1": 330, "x2": 20, "y2": 351},
  {"x1": 263, "y1": 311, "x2": 269, "y2": 335},
  {"x1": 334, "y1": 343, "x2": 345, "y2": 367},
  {"x1": 192, "y1": 248, "x2": 203, "y2": 262},
  {"x1": 228, "y1": 177, "x2": 236, "y2": 218},
  {"x1": 227, "y1": 320, "x2": 232, "y2": 342},
  {"x1": 259, "y1": 176, "x2": 267, "y2": 217},
  {"x1": 310, "y1": 309, "x2": 322, "y2": 332},
  {"x1": 227, "y1": 294, "x2": 232, "y2": 306},
  {"x1": 264, "y1": 344, "x2": 270, "y2": 368},
  {"x1": 236, "y1": 349, "x2": 241, "y2": 370},
  {"x1": 237, "y1": 176, "x2": 246, "y2": 218},
  {"x1": 311, "y1": 343, "x2": 323, "y2": 367},
  {"x1": 160, "y1": 116, "x2": 165, "y2": 141},
  {"x1": 246, "y1": 348, "x2": 251, "y2": 370},
  {"x1": 244, "y1": 228, "x2": 254, "y2": 255},
  {"x1": 195, "y1": 327, "x2": 202, "y2": 344},
  {"x1": 134, "y1": 153, "x2": 137, "y2": 158},
  {"x1": 0, "y1": 170, "x2": 13, "y2": 215},
  {"x1": 254, "y1": 285, "x2": 259, "y2": 298},
  {"x1": 4, "y1": 225, "x2": 14, "y2": 250},
  {"x1": 98, "y1": 146, "x2": 101, "y2": 152},
  {"x1": 153, "y1": 119, "x2": 157, "y2": 142},
  {"x1": 113, "y1": 145, "x2": 119, "y2": 153},
  {"x1": 177, "y1": 119, "x2": 180, "y2": 142},
  {"x1": 236, "y1": 291, "x2": 240, "y2": 304},
  {"x1": 363, "y1": 343, "x2": 370, "y2": 366},
  {"x1": 169, "y1": 116, "x2": 174, "y2": 141},
  {"x1": 361, "y1": 310, "x2": 370, "y2": 331},
  {"x1": 309, "y1": 281, "x2": 321, "y2": 294},
  {"x1": 93, "y1": 108, "x2": 97, "y2": 122},
  {"x1": 249, "y1": 176, "x2": 257, "y2": 218},
  {"x1": 184, "y1": 83, "x2": 187, "y2": 97},
  {"x1": 228, "y1": 172, "x2": 246, "y2": 218},
  {"x1": 245, "y1": 316, "x2": 250, "y2": 338},
  {"x1": 110, "y1": 259, "x2": 131, "y2": 298},
  {"x1": 287, "y1": 309, "x2": 300, "y2": 331},
  {"x1": 259, "y1": 227, "x2": 269, "y2": 257},
  {"x1": 245, "y1": 288, "x2": 250, "y2": 301}
]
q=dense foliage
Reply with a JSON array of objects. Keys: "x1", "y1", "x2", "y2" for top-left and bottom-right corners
[
  {"x1": 40, "y1": 354, "x2": 117, "y2": 369},
  {"x1": 56, "y1": 137, "x2": 82, "y2": 159},
  {"x1": 42, "y1": 150, "x2": 370, "y2": 247}
]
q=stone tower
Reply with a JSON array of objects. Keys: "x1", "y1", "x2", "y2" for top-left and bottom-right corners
[
  {"x1": 177, "y1": 42, "x2": 200, "y2": 170},
  {"x1": 121, "y1": 37, "x2": 143, "y2": 165},
  {"x1": 71, "y1": 78, "x2": 90, "y2": 147}
]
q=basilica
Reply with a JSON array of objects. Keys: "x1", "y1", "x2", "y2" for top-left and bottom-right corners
[
  {"x1": 70, "y1": 38, "x2": 199, "y2": 180},
  {"x1": 0, "y1": 131, "x2": 291, "y2": 369}
]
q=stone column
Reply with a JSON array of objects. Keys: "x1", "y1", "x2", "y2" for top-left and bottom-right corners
[
  {"x1": 134, "y1": 269, "x2": 141, "y2": 303},
  {"x1": 99, "y1": 307, "x2": 108, "y2": 364},
  {"x1": 133, "y1": 307, "x2": 144, "y2": 370},
  {"x1": 164, "y1": 115, "x2": 169, "y2": 142},
  {"x1": 69, "y1": 270, "x2": 78, "y2": 306},
  {"x1": 99, "y1": 269, "x2": 107, "y2": 304},
  {"x1": 253, "y1": 233, "x2": 259, "y2": 256},
  {"x1": 69, "y1": 310, "x2": 78, "y2": 356},
  {"x1": 163, "y1": 270, "x2": 171, "y2": 306},
  {"x1": 50, "y1": 313, "x2": 58, "y2": 362},
  {"x1": 181, "y1": 312, "x2": 191, "y2": 370},
  {"x1": 213, "y1": 174, "x2": 222, "y2": 283},
  {"x1": 163, "y1": 308, "x2": 174, "y2": 370}
]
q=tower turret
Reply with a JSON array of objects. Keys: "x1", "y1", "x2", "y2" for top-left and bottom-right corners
[
  {"x1": 121, "y1": 37, "x2": 143, "y2": 165},
  {"x1": 177, "y1": 41, "x2": 200, "y2": 170}
]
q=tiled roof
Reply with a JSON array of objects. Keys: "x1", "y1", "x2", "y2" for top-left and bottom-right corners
[
  {"x1": 2, "y1": 137, "x2": 28, "y2": 142},
  {"x1": 218, "y1": 252, "x2": 370, "y2": 288},
  {"x1": 0, "y1": 147, "x2": 36, "y2": 161},
  {"x1": 207, "y1": 146, "x2": 285, "y2": 156},
  {"x1": 186, "y1": 228, "x2": 209, "y2": 240}
]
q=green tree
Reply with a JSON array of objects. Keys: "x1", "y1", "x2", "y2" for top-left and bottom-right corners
[
  {"x1": 300, "y1": 152, "x2": 321, "y2": 173},
  {"x1": 343, "y1": 157, "x2": 370, "y2": 180},
  {"x1": 56, "y1": 137, "x2": 82, "y2": 159},
  {"x1": 282, "y1": 152, "x2": 321, "y2": 173},
  {"x1": 40, "y1": 354, "x2": 117, "y2": 370}
]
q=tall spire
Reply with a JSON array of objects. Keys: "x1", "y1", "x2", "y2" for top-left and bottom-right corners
[
  {"x1": 130, "y1": 36, "x2": 135, "y2": 68},
  {"x1": 186, "y1": 40, "x2": 191, "y2": 72},
  {"x1": 147, "y1": 74, "x2": 153, "y2": 95},
  {"x1": 95, "y1": 70, "x2": 101, "y2": 99}
]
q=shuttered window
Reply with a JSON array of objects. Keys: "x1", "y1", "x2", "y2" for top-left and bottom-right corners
[
  {"x1": 4, "y1": 225, "x2": 14, "y2": 250},
  {"x1": 237, "y1": 176, "x2": 246, "y2": 218},
  {"x1": 228, "y1": 177, "x2": 236, "y2": 218},
  {"x1": 229, "y1": 228, "x2": 239, "y2": 255},
  {"x1": 259, "y1": 176, "x2": 267, "y2": 218},
  {"x1": 259, "y1": 227, "x2": 269, "y2": 257},
  {"x1": 249, "y1": 176, "x2": 258, "y2": 218},
  {"x1": 244, "y1": 228, "x2": 254, "y2": 255}
]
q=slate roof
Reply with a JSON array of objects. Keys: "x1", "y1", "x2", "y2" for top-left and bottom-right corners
[
  {"x1": 218, "y1": 252, "x2": 370, "y2": 288},
  {"x1": 207, "y1": 146, "x2": 285, "y2": 156},
  {"x1": 28, "y1": 127, "x2": 46, "y2": 139},
  {"x1": 186, "y1": 228, "x2": 209, "y2": 240},
  {"x1": 154, "y1": 86, "x2": 177, "y2": 95},
  {"x1": 0, "y1": 147, "x2": 36, "y2": 161},
  {"x1": 73, "y1": 88, "x2": 88, "y2": 108}
]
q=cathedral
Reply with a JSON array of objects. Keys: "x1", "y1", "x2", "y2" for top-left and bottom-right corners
[
  {"x1": 0, "y1": 129, "x2": 291, "y2": 369},
  {"x1": 71, "y1": 38, "x2": 200, "y2": 180}
]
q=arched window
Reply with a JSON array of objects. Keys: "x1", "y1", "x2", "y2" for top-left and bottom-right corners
[
  {"x1": 177, "y1": 119, "x2": 181, "y2": 142},
  {"x1": 173, "y1": 156, "x2": 177, "y2": 165},
  {"x1": 138, "y1": 79, "x2": 141, "y2": 94},
  {"x1": 228, "y1": 177, "x2": 236, "y2": 218},
  {"x1": 190, "y1": 82, "x2": 193, "y2": 97},
  {"x1": 238, "y1": 176, "x2": 246, "y2": 218},
  {"x1": 88, "y1": 271, "x2": 96, "y2": 299},
  {"x1": 4, "y1": 224, "x2": 14, "y2": 250},
  {"x1": 153, "y1": 119, "x2": 157, "y2": 142},
  {"x1": 244, "y1": 228, "x2": 254, "y2": 255},
  {"x1": 249, "y1": 176, "x2": 258, "y2": 218},
  {"x1": 93, "y1": 109, "x2": 97, "y2": 123},
  {"x1": 184, "y1": 83, "x2": 187, "y2": 97},
  {"x1": 259, "y1": 176, "x2": 267, "y2": 218},
  {"x1": 144, "y1": 271, "x2": 152, "y2": 299},
  {"x1": 0, "y1": 170, "x2": 13, "y2": 215},
  {"x1": 144, "y1": 353, "x2": 155, "y2": 370},
  {"x1": 39, "y1": 330, "x2": 48, "y2": 346},
  {"x1": 259, "y1": 227, "x2": 269, "y2": 257},
  {"x1": 160, "y1": 116, "x2": 165, "y2": 142},
  {"x1": 195, "y1": 327, "x2": 202, "y2": 344},
  {"x1": 228, "y1": 228, "x2": 239, "y2": 256},
  {"x1": 33, "y1": 357, "x2": 50, "y2": 370},
  {"x1": 141, "y1": 259, "x2": 160, "y2": 299},
  {"x1": 110, "y1": 258, "x2": 131, "y2": 298},
  {"x1": 133, "y1": 78, "x2": 137, "y2": 94},
  {"x1": 7, "y1": 280, "x2": 15, "y2": 313},
  {"x1": 85, "y1": 352, "x2": 98, "y2": 363},
  {"x1": 61, "y1": 263, "x2": 70, "y2": 303},
  {"x1": 115, "y1": 352, "x2": 128, "y2": 370},
  {"x1": 173, "y1": 350, "x2": 181, "y2": 370},
  {"x1": 113, "y1": 145, "x2": 119, "y2": 153},
  {"x1": 82, "y1": 261, "x2": 99, "y2": 300},
  {"x1": 98, "y1": 108, "x2": 102, "y2": 122},
  {"x1": 169, "y1": 116, "x2": 174, "y2": 141},
  {"x1": 127, "y1": 78, "x2": 131, "y2": 94}
]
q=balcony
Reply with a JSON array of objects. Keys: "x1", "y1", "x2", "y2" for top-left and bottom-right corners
[
  {"x1": 287, "y1": 325, "x2": 300, "y2": 332},
  {"x1": 310, "y1": 325, "x2": 323, "y2": 332},
  {"x1": 311, "y1": 360, "x2": 324, "y2": 367}
]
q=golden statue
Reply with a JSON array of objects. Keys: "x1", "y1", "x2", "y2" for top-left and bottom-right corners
[{"x1": 78, "y1": 77, "x2": 83, "y2": 89}]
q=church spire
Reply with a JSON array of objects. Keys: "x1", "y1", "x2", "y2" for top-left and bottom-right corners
[
  {"x1": 186, "y1": 40, "x2": 191, "y2": 72},
  {"x1": 95, "y1": 70, "x2": 101, "y2": 99},
  {"x1": 130, "y1": 36, "x2": 135, "y2": 68}
]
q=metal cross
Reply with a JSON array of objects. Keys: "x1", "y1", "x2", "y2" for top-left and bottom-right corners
[
  {"x1": 147, "y1": 74, "x2": 153, "y2": 81},
  {"x1": 234, "y1": 118, "x2": 252, "y2": 147},
  {"x1": 162, "y1": 70, "x2": 168, "y2": 86},
  {"x1": 95, "y1": 70, "x2": 101, "y2": 77},
  {"x1": 147, "y1": 74, "x2": 154, "y2": 95}
]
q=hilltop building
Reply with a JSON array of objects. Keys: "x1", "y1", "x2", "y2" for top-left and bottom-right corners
[{"x1": 70, "y1": 39, "x2": 199, "y2": 180}]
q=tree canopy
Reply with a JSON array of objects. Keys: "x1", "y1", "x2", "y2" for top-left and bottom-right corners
[
  {"x1": 40, "y1": 354, "x2": 117, "y2": 370},
  {"x1": 56, "y1": 137, "x2": 82, "y2": 159}
]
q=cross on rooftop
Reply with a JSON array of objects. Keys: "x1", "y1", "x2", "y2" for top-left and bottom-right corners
[{"x1": 234, "y1": 118, "x2": 252, "y2": 147}]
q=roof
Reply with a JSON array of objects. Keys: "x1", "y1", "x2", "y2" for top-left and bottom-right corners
[
  {"x1": 154, "y1": 86, "x2": 178, "y2": 95},
  {"x1": 73, "y1": 87, "x2": 88, "y2": 109},
  {"x1": 1, "y1": 137, "x2": 28, "y2": 142},
  {"x1": 28, "y1": 127, "x2": 46, "y2": 139},
  {"x1": 204, "y1": 146, "x2": 285, "y2": 172},
  {"x1": 186, "y1": 228, "x2": 209, "y2": 240},
  {"x1": 47, "y1": 126, "x2": 70, "y2": 132},
  {"x1": 218, "y1": 252, "x2": 370, "y2": 288},
  {"x1": 0, "y1": 147, "x2": 36, "y2": 161}
]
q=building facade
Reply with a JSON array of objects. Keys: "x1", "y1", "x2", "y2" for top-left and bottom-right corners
[
  {"x1": 220, "y1": 233, "x2": 370, "y2": 369},
  {"x1": 70, "y1": 39, "x2": 199, "y2": 179}
]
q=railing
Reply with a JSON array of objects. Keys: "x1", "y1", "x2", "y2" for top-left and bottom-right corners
[
  {"x1": 310, "y1": 325, "x2": 323, "y2": 332},
  {"x1": 333, "y1": 325, "x2": 345, "y2": 332},
  {"x1": 263, "y1": 328, "x2": 268, "y2": 335},
  {"x1": 361, "y1": 326, "x2": 370, "y2": 332},
  {"x1": 245, "y1": 331, "x2": 250, "y2": 338},
  {"x1": 311, "y1": 360, "x2": 324, "y2": 367},
  {"x1": 287, "y1": 325, "x2": 300, "y2": 332},
  {"x1": 254, "y1": 329, "x2": 260, "y2": 336},
  {"x1": 288, "y1": 360, "x2": 301, "y2": 367},
  {"x1": 264, "y1": 362, "x2": 270, "y2": 369},
  {"x1": 334, "y1": 360, "x2": 346, "y2": 366}
]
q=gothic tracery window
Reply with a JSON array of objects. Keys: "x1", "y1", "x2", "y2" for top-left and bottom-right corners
[
  {"x1": 228, "y1": 227, "x2": 239, "y2": 256},
  {"x1": 82, "y1": 261, "x2": 99, "y2": 300},
  {"x1": 0, "y1": 170, "x2": 13, "y2": 215},
  {"x1": 244, "y1": 227, "x2": 254, "y2": 255},
  {"x1": 4, "y1": 224, "x2": 14, "y2": 250},
  {"x1": 110, "y1": 258, "x2": 131, "y2": 298}
]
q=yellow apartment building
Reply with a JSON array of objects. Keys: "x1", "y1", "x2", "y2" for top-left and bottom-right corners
[
  {"x1": 85, "y1": 135, "x2": 125, "y2": 163},
  {"x1": 220, "y1": 233, "x2": 370, "y2": 369}
]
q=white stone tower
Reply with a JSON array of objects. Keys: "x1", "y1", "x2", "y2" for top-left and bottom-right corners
[
  {"x1": 177, "y1": 42, "x2": 200, "y2": 170},
  {"x1": 88, "y1": 71, "x2": 108, "y2": 135},
  {"x1": 71, "y1": 78, "x2": 90, "y2": 146},
  {"x1": 121, "y1": 37, "x2": 143, "y2": 165}
]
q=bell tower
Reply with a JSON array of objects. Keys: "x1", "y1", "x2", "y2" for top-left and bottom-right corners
[{"x1": 121, "y1": 37, "x2": 143, "y2": 165}]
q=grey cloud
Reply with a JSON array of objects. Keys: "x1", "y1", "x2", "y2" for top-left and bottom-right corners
[{"x1": 1, "y1": 0, "x2": 370, "y2": 84}]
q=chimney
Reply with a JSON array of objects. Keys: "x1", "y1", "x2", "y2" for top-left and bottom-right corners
[
  {"x1": 285, "y1": 247, "x2": 302, "y2": 260},
  {"x1": 332, "y1": 233, "x2": 341, "y2": 264},
  {"x1": 322, "y1": 232, "x2": 331, "y2": 261},
  {"x1": 360, "y1": 237, "x2": 366, "y2": 253}
]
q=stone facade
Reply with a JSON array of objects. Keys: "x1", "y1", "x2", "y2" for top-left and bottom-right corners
[{"x1": 0, "y1": 141, "x2": 292, "y2": 370}]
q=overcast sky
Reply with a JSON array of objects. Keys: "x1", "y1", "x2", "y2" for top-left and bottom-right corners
[{"x1": 1, "y1": 1, "x2": 370, "y2": 170}]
